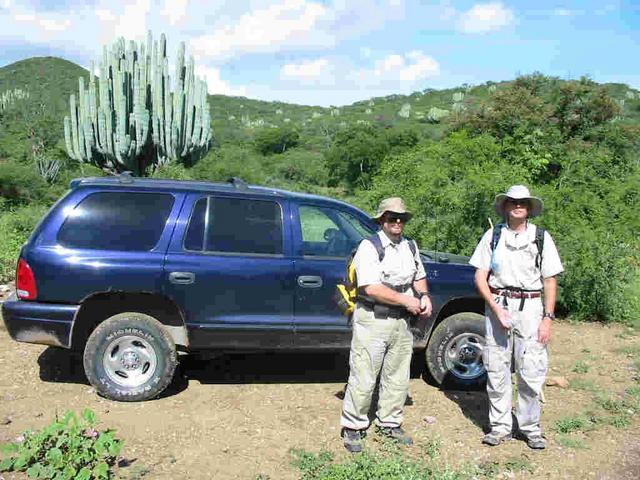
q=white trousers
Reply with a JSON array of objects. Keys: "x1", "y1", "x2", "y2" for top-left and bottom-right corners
[
  {"x1": 483, "y1": 294, "x2": 548, "y2": 437},
  {"x1": 340, "y1": 305, "x2": 413, "y2": 430}
]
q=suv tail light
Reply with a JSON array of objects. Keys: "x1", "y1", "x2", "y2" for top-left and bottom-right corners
[{"x1": 16, "y1": 258, "x2": 38, "y2": 300}]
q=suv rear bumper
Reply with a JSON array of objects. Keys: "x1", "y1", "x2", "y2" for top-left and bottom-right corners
[{"x1": 1, "y1": 294, "x2": 78, "y2": 348}]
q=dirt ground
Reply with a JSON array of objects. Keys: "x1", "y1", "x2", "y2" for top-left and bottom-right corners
[{"x1": 1, "y1": 314, "x2": 639, "y2": 480}]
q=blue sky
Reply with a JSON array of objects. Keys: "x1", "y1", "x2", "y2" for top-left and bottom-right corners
[{"x1": 1, "y1": 0, "x2": 638, "y2": 106}]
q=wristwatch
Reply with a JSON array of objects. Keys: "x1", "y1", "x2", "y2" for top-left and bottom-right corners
[
  {"x1": 543, "y1": 312, "x2": 555, "y2": 320},
  {"x1": 417, "y1": 291, "x2": 430, "y2": 299}
]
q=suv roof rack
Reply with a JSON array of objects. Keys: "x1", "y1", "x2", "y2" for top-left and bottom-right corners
[{"x1": 227, "y1": 177, "x2": 248, "y2": 190}]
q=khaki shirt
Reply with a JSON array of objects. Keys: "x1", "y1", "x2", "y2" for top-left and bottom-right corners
[
  {"x1": 354, "y1": 231, "x2": 426, "y2": 295},
  {"x1": 469, "y1": 223, "x2": 564, "y2": 291}
]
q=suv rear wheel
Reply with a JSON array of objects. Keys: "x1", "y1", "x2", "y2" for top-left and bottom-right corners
[
  {"x1": 426, "y1": 312, "x2": 485, "y2": 387},
  {"x1": 83, "y1": 312, "x2": 178, "y2": 402}
]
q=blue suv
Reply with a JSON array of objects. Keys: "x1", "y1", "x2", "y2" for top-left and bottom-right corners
[{"x1": 2, "y1": 176, "x2": 485, "y2": 401}]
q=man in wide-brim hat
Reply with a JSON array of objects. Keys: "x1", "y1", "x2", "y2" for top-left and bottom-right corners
[
  {"x1": 340, "y1": 197, "x2": 431, "y2": 453},
  {"x1": 469, "y1": 185, "x2": 564, "y2": 450}
]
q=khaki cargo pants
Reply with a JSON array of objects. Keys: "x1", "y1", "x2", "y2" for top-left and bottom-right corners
[
  {"x1": 483, "y1": 294, "x2": 548, "y2": 437},
  {"x1": 341, "y1": 305, "x2": 413, "y2": 430}
]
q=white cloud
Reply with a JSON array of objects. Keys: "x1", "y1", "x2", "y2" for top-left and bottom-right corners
[
  {"x1": 281, "y1": 58, "x2": 329, "y2": 79},
  {"x1": 113, "y1": 0, "x2": 150, "y2": 40},
  {"x1": 457, "y1": 2, "x2": 514, "y2": 33},
  {"x1": 194, "y1": 65, "x2": 247, "y2": 97},
  {"x1": 12, "y1": 11, "x2": 72, "y2": 37},
  {"x1": 552, "y1": 8, "x2": 575, "y2": 17},
  {"x1": 189, "y1": 0, "x2": 331, "y2": 60},
  {"x1": 161, "y1": 0, "x2": 188, "y2": 26},
  {"x1": 369, "y1": 51, "x2": 439, "y2": 82}
]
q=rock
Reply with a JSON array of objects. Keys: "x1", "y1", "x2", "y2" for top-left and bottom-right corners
[
  {"x1": 1, "y1": 417, "x2": 11, "y2": 425},
  {"x1": 423, "y1": 416, "x2": 437, "y2": 424},
  {"x1": 546, "y1": 376, "x2": 569, "y2": 388}
]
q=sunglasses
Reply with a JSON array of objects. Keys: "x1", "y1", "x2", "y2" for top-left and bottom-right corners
[
  {"x1": 383, "y1": 213, "x2": 409, "y2": 224},
  {"x1": 505, "y1": 198, "x2": 530, "y2": 208}
]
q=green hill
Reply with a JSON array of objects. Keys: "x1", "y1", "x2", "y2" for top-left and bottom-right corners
[{"x1": 2, "y1": 56, "x2": 640, "y2": 150}]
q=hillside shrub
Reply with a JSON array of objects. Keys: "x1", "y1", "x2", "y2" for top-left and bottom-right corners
[
  {"x1": 0, "y1": 204, "x2": 48, "y2": 282},
  {"x1": 0, "y1": 160, "x2": 55, "y2": 207},
  {"x1": 254, "y1": 126, "x2": 300, "y2": 155},
  {"x1": 0, "y1": 409, "x2": 123, "y2": 479}
]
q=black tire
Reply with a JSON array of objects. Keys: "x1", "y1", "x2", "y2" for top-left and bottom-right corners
[
  {"x1": 83, "y1": 312, "x2": 178, "y2": 402},
  {"x1": 426, "y1": 312, "x2": 486, "y2": 387}
]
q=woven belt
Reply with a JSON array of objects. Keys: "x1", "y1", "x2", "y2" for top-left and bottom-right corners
[{"x1": 490, "y1": 287, "x2": 542, "y2": 299}]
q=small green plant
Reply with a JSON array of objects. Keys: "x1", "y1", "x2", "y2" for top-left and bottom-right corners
[
  {"x1": 572, "y1": 361, "x2": 590, "y2": 374},
  {"x1": 290, "y1": 448, "x2": 465, "y2": 480},
  {"x1": 0, "y1": 409, "x2": 123, "y2": 479},
  {"x1": 554, "y1": 415, "x2": 592, "y2": 434},
  {"x1": 422, "y1": 435, "x2": 442, "y2": 461},
  {"x1": 504, "y1": 455, "x2": 535, "y2": 474},
  {"x1": 556, "y1": 434, "x2": 588, "y2": 449},
  {"x1": 570, "y1": 378, "x2": 601, "y2": 392}
]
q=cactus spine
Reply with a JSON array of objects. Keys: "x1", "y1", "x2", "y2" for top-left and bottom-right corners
[{"x1": 64, "y1": 32, "x2": 212, "y2": 175}]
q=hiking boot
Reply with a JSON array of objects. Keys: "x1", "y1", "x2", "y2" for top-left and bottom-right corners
[
  {"x1": 342, "y1": 428, "x2": 363, "y2": 453},
  {"x1": 482, "y1": 431, "x2": 512, "y2": 446},
  {"x1": 525, "y1": 435, "x2": 546, "y2": 450},
  {"x1": 377, "y1": 426, "x2": 413, "y2": 445}
]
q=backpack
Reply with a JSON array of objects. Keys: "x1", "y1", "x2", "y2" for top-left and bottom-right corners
[
  {"x1": 489, "y1": 223, "x2": 545, "y2": 275},
  {"x1": 335, "y1": 234, "x2": 418, "y2": 316}
]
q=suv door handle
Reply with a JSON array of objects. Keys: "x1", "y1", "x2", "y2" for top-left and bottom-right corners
[
  {"x1": 169, "y1": 271, "x2": 195, "y2": 285},
  {"x1": 297, "y1": 275, "x2": 323, "y2": 288}
]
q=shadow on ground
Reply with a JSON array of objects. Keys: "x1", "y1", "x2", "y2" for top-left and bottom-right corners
[{"x1": 38, "y1": 348, "x2": 431, "y2": 400}]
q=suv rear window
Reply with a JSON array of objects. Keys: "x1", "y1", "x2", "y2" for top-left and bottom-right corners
[
  {"x1": 185, "y1": 197, "x2": 283, "y2": 255},
  {"x1": 57, "y1": 192, "x2": 174, "y2": 251}
]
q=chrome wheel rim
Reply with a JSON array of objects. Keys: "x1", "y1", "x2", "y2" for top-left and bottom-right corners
[
  {"x1": 443, "y1": 332, "x2": 485, "y2": 380},
  {"x1": 102, "y1": 335, "x2": 157, "y2": 388}
]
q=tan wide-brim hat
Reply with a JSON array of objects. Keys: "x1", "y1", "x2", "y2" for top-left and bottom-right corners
[
  {"x1": 494, "y1": 185, "x2": 543, "y2": 218},
  {"x1": 371, "y1": 197, "x2": 413, "y2": 222}
]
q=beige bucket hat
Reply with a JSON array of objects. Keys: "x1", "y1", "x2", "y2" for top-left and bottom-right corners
[
  {"x1": 494, "y1": 185, "x2": 543, "y2": 218},
  {"x1": 372, "y1": 197, "x2": 412, "y2": 222}
]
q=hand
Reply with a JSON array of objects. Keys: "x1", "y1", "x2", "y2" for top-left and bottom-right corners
[
  {"x1": 419, "y1": 296, "x2": 432, "y2": 318},
  {"x1": 403, "y1": 296, "x2": 422, "y2": 315},
  {"x1": 493, "y1": 306, "x2": 512, "y2": 330},
  {"x1": 538, "y1": 316, "x2": 552, "y2": 344}
]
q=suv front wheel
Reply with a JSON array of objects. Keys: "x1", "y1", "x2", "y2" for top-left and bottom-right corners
[
  {"x1": 426, "y1": 312, "x2": 486, "y2": 387},
  {"x1": 83, "y1": 312, "x2": 178, "y2": 402}
]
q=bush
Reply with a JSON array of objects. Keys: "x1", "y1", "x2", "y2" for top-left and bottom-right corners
[
  {"x1": 190, "y1": 145, "x2": 269, "y2": 184},
  {"x1": 0, "y1": 409, "x2": 123, "y2": 479},
  {"x1": 0, "y1": 204, "x2": 48, "y2": 282},
  {"x1": 254, "y1": 126, "x2": 300, "y2": 155},
  {"x1": 0, "y1": 160, "x2": 55, "y2": 207}
]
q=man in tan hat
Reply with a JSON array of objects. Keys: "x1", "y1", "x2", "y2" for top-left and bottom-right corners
[
  {"x1": 469, "y1": 185, "x2": 564, "y2": 450},
  {"x1": 340, "y1": 197, "x2": 432, "y2": 453}
]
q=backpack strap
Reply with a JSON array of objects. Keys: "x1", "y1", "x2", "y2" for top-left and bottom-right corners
[
  {"x1": 534, "y1": 226, "x2": 545, "y2": 269},
  {"x1": 367, "y1": 234, "x2": 385, "y2": 262},
  {"x1": 490, "y1": 223, "x2": 505, "y2": 252}
]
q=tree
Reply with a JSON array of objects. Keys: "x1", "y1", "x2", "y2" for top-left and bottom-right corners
[
  {"x1": 254, "y1": 126, "x2": 300, "y2": 155},
  {"x1": 324, "y1": 124, "x2": 389, "y2": 190}
]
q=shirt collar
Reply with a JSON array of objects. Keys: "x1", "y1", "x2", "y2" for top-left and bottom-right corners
[{"x1": 378, "y1": 230, "x2": 403, "y2": 248}]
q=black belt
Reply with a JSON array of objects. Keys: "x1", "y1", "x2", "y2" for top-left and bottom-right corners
[{"x1": 361, "y1": 303, "x2": 407, "y2": 319}]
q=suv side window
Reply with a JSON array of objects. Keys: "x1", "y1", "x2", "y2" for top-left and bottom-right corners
[
  {"x1": 299, "y1": 205, "x2": 375, "y2": 257},
  {"x1": 57, "y1": 192, "x2": 174, "y2": 251},
  {"x1": 185, "y1": 196, "x2": 283, "y2": 255}
]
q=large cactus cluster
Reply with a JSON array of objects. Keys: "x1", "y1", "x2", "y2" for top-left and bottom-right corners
[
  {"x1": 64, "y1": 32, "x2": 212, "y2": 175},
  {"x1": 0, "y1": 88, "x2": 30, "y2": 111}
]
